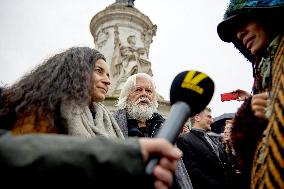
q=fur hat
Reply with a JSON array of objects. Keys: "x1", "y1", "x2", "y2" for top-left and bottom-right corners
[
  {"x1": 217, "y1": 0, "x2": 284, "y2": 43},
  {"x1": 217, "y1": 0, "x2": 284, "y2": 63}
]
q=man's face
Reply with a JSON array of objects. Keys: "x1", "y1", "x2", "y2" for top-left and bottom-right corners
[
  {"x1": 195, "y1": 109, "x2": 213, "y2": 131},
  {"x1": 127, "y1": 77, "x2": 154, "y2": 106},
  {"x1": 126, "y1": 77, "x2": 156, "y2": 122}
]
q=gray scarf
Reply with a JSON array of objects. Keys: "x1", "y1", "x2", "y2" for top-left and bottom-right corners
[{"x1": 61, "y1": 102, "x2": 124, "y2": 139}]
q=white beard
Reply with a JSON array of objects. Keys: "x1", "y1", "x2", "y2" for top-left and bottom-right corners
[{"x1": 126, "y1": 100, "x2": 157, "y2": 122}]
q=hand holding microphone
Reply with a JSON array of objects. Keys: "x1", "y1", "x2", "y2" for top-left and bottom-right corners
[{"x1": 146, "y1": 70, "x2": 214, "y2": 175}]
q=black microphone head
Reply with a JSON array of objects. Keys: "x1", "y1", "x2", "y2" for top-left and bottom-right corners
[{"x1": 170, "y1": 70, "x2": 214, "y2": 116}]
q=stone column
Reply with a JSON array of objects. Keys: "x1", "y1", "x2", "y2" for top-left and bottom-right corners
[
  {"x1": 90, "y1": 1, "x2": 170, "y2": 117},
  {"x1": 90, "y1": 2, "x2": 156, "y2": 96}
]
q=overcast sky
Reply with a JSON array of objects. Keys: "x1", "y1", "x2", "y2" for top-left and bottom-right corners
[{"x1": 0, "y1": 0, "x2": 254, "y2": 117}]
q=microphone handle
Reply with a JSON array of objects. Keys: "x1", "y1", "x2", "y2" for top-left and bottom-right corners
[{"x1": 145, "y1": 101, "x2": 191, "y2": 175}]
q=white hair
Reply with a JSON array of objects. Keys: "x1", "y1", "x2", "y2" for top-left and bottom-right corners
[
  {"x1": 116, "y1": 73, "x2": 158, "y2": 110},
  {"x1": 126, "y1": 101, "x2": 157, "y2": 122}
]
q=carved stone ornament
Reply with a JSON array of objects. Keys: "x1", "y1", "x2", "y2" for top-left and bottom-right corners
[
  {"x1": 94, "y1": 28, "x2": 110, "y2": 49},
  {"x1": 141, "y1": 25, "x2": 157, "y2": 57},
  {"x1": 110, "y1": 27, "x2": 153, "y2": 95}
]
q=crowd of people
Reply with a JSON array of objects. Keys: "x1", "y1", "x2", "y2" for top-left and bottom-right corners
[{"x1": 0, "y1": 0, "x2": 283, "y2": 188}]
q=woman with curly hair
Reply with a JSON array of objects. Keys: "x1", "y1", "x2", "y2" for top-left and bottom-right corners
[
  {"x1": 0, "y1": 47, "x2": 124, "y2": 139},
  {"x1": 217, "y1": 0, "x2": 284, "y2": 188}
]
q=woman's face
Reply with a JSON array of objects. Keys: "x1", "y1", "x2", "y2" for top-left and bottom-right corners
[
  {"x1": 92, "y1": 59, "x2": 110, "y2": 102},
  {"x1": 236, "y1": 20, "x2": 269, "y2": 56},
  {"x1": 223, "y1": 124, "x2": 232, "y2": 142}
]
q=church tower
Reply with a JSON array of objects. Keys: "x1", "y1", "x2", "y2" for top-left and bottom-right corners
[{"x1": 90, "y1": 0, "x2": 170, "y2": 116}]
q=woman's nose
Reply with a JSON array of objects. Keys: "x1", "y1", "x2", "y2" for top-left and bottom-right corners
[{"x1": 103, "y1": 75, "x2": 111, "y2": 86}]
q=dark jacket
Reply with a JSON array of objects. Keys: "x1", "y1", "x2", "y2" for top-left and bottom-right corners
[
  {"x1": 114, "y1": 109, "x2": 164, "y2": 138},
  {"x1": 177, "y1": 129, "x2": 232, "y2": 189},
  {"x1": 114, "y1": 109, "x2": 193, "y2": 189},
  {"x1": 0, "y1": 129, "x2": 152, "y2": 188}
]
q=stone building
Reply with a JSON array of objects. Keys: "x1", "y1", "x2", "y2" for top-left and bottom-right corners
[{"x1": 90, "y1": 0, "x2": 170, "y2": 117}]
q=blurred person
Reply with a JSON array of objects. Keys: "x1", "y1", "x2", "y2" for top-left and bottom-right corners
[
  {"x1": 0, "y1": 47, "x2": 124, "y2": 139},
  {"x1": 177, "y1": 107, "x2": 233, "y2": 189},
  {"x1": 0, "y1": 48, "x2": 180, "y2": 188},
  {"x1": 222, "y1": 120, "x2": 241, "y2": 181},
  {"x1": 0, "y1": 128, "x2": 181, "y2": 188},
  {"x1": 114, "y1": 73, "x2": 193, "y2": 189},
  {"x1": 180, "y1": 125, "x2": 190, "y2": 135},
  {"x1": 217, "y1": 0, "x2": 284, "y2": 188},
  {"x1": 223, "y1": 119, "x2": 235, "y2": 155}
]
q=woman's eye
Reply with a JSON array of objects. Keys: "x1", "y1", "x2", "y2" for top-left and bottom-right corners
[{"x1": 95, "y1": 68, "x2": 102, "y2": 73}]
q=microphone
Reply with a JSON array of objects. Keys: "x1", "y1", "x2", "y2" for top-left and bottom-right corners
[{"x1": 145, "y1": 70, "x2": 214, "y2": 175}]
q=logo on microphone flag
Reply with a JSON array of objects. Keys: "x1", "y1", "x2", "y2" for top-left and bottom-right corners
[{"x1": 181, "y1": 70, "x2": 207, "y2": 94}]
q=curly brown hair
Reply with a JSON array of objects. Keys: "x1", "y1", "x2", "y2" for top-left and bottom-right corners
[{"x1": 0, "y1": 47, "x2": 105, "y2": 131}]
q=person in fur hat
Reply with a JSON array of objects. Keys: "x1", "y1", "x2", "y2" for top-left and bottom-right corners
[{"x1": 217, "y1": 0, "x2": 284, "y2": 188}]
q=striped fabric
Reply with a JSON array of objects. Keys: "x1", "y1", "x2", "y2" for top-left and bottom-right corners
[{"x1": 251, "y1": 35, "x2": 284, "y2": 189}]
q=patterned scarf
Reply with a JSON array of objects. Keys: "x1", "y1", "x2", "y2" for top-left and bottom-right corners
[{"x1": 251, "y1": 35, "x2": 284, "y2": 189}]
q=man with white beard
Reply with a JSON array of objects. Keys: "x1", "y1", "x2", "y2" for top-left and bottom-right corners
[
  {"x1": 114, "y1": 73, "x2": 193, "y2": 189},
  {"x1": 114, "y1": 73, "x2": 164, "y2": 138}
]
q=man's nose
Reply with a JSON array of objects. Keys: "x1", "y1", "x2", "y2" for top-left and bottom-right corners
[{"x1": 140, "y1": 89, "x2": 149, "y2": 96}]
